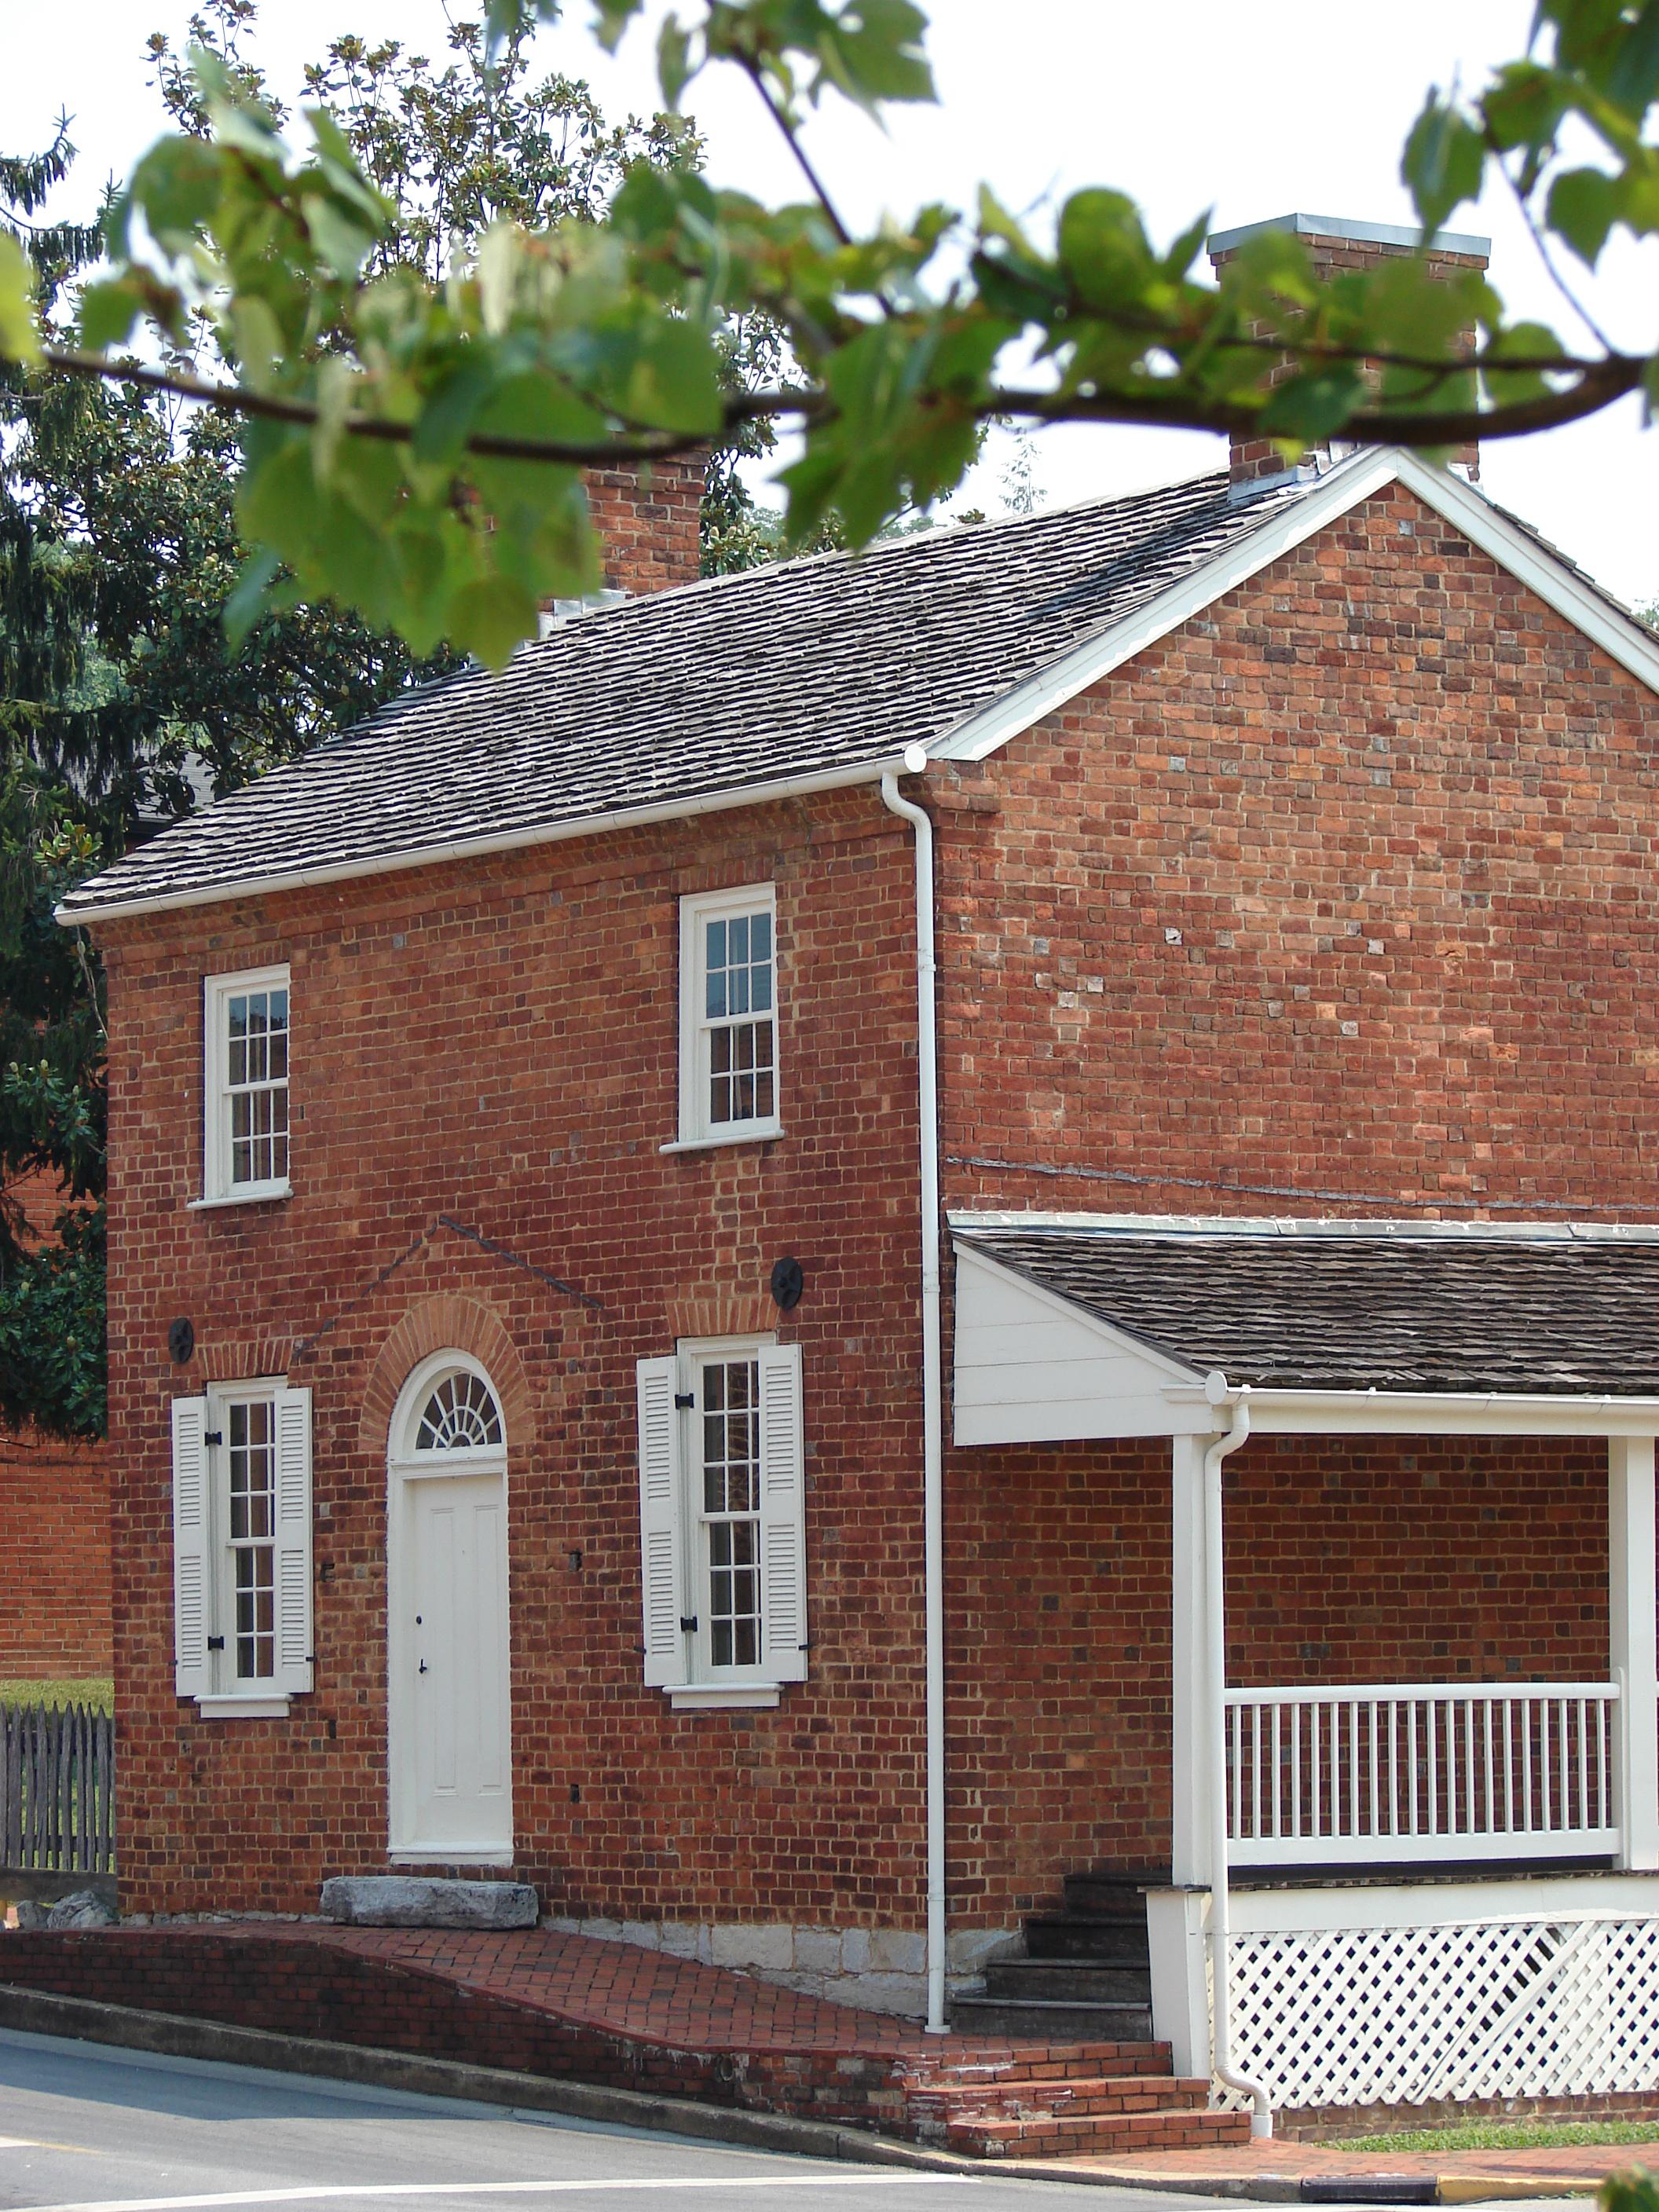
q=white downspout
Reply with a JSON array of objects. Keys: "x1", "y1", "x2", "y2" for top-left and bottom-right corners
[
  {"x1": 881, "y1": 754, "x2": 947, "y2": 2034},
  {"x1": 1203, "y1": 1385, "x2": 1272, "y2": 2137}
]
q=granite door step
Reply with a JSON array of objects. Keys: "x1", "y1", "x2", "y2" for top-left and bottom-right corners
[{"x1": 320, "y1": 1876, "x2": 539, "y2": 1928}]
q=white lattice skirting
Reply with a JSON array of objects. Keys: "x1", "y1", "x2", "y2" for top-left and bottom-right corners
[{"x1": 1222, "y1": 1914, "x2": 1659, "y2": 2110}]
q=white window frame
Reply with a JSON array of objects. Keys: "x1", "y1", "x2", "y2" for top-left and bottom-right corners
[
  {"x1": 198, "y1": 963, "x2": 292, "y2": 1206},
  {"x1": 665, "y1": 884, "x2": 782, "y2": 1152},
  {"x1": 173, "y1": 1379, "x2": 313, "y2": 1719},
  {"x1": 636, "y1": 1333, "x2": 808, "y2": 1711}
]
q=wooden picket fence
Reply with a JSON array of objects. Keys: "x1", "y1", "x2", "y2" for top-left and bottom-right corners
[{"x1": 0, "y1": 1701, "x2": 114, "y2": 1875}]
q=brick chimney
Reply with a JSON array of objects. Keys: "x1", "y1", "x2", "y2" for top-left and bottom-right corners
[
  {"x1": 584, "y1": 456, "x2": 705, "y2": 595},
  {"x1": 1206, "y1": 214, "x2": 1490, "y2": 488}
]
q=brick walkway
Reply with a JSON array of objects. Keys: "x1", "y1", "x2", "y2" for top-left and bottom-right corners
[{"x1": 306, "y1": 1924, "x2": 930, "y2": 2054}]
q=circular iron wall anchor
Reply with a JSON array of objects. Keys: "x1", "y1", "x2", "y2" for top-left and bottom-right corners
[
  {"x1": 167, "y1": 1317, "x2": 196, "y2": 1364},
  {"x1": 769, "y1": 1256, "x2": 804, "y2": 1312}
]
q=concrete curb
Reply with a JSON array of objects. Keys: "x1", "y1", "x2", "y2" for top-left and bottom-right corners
[
  {"x1": 0, "y1": 1983, "x2": 968, "y2": 2174},
  {"x1": 1011, "y1": 2168, "x2": 1603, "y2": 2203}
]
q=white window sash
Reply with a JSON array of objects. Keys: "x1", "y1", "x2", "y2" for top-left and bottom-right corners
[
  {"x1": 676, "y1": 886, "x2": 780, "y2": 1144},
  {"x1": 203, "y1": 963, "x2": 292, "y2": 1201}
]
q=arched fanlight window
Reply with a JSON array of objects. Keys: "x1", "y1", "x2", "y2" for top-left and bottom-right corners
[{"x1": 413, "y1": 1368, "x2": 504, "y2": 1452}]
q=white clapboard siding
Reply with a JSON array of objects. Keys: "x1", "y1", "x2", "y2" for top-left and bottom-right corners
[
  {"x1": 171, "y1": 1396, "x2": 213, "y2": 1700},
  {"x1": 636, "y1": 1357, "x2": 688, "y2": 1687},
  {"x1": 952, "y1": 1243, "x2": 1206, "y2": 1445},
  {"x1": 272, "y1": 1387, "x2": 314, "y2": 1694},
  {"x1": 757, "y1": 1343, "x2": 808, "y2": 1683}
]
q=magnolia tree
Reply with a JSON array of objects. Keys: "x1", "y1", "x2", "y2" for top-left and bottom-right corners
[{"x1": 0, "y1": 0, "x2": 1654, "y2": 669}]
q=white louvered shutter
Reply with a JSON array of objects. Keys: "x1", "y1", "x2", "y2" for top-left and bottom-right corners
[
  {"x1": 171, "y1": 1396, "x2": 212, "y2": 1701},
  {"x1": 636, "y1": 1356, "x2": 688, "y2": 1687},
  {"x1": 272, "y1": 1386, "x2": 314, "y2": 1695},
  {"x1": 757, "y1": 1343, "x2": 808, "y2": 1683}
]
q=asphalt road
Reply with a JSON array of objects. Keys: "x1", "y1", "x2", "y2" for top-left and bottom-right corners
[{"x1": 0, "y1": 2027, "x2": 1232, "y2": 2212}]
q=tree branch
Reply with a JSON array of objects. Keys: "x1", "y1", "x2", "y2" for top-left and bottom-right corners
[{"x1": 35, "y1": 338, "x2": 1645, "y2": 468}]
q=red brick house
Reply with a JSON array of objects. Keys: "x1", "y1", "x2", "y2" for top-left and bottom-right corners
[{"x1": 50, "y1": 214, "x2": 1659, "y2": 2124}]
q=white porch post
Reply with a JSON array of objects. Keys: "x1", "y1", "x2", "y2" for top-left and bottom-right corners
[
  {"x1": 1610, "y1": 1435, "x2": 1659, "y2": 1873},
  {"x1": 1171, "y1": 1433, "x2": 1210, "y2": 1885}
]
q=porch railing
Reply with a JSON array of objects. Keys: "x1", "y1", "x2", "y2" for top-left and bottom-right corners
[{"x1": 1225, "y1": 1682, "x2": 1621, "y2": 1868}]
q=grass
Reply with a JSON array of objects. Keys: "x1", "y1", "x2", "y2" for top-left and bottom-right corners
[
  {"x1": 0, "y1": 1676, "x2": 112, "y2": 1713},
  {"x1": 1340, "y1": 2121, "x2": 1659, "y2": 2152}
]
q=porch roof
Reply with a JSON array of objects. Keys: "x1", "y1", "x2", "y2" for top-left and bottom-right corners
[{"x1": 950, "y1": 1216, "x2": 1659, "y2": 1445}]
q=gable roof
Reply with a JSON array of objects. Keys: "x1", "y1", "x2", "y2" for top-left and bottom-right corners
[
  {"x1": 58, "y1": 469, "x2": 1308, "y2": 924},
  {"x1": 952, "y1": 1216, "x2": 1659, "y2": 1397},
  {"x1": 59, "y1": 445, "x2": 1659, "y2": 927}
]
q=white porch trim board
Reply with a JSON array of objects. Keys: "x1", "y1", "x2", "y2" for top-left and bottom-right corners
[{"x1": 1612, "y1": 1437, "x2": 1659, "y2": 1870}]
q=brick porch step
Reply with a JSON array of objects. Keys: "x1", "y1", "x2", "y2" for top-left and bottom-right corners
[
  {"x1": 906, "y1": 2071, "x2": 1212, "y2": 2119},
  {"x1": 901, "y1": 2038, "x2": 1173, "y2": 2085},
  {"x1": 943, "y1": 2104, "x2": 1253, "y2": 2159}
]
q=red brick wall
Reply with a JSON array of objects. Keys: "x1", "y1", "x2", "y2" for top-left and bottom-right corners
[
  {"x1": 939, "y1": 482, "x2": 1659, "y2": 1220},
  {"x1": 99, "y1": 789, "x2": 928, "y2": 1921},
  {"x1": 0, "y1": 1430, "x2": 112, "y2": 1677}
]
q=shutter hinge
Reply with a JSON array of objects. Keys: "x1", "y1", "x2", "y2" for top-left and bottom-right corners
[
  {"x1": 203, "y1": 1430, "x2": 224, "y2": 1447},
  {"x1": 679, "y1": 1615, "x2": 698, "y2": 1633},
  {"x1": 674, "y1": 1392, "x2": 695, "y2": 1410},
  {"x1": 206, "y1": 1635, "x2": 225, "y2": 1651}
]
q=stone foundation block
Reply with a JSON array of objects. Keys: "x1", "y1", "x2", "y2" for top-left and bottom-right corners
[{"x1": 320, "y1": 1877, "x2": 538, "y2": 1929}]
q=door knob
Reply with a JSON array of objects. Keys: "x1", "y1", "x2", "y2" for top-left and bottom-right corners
[{"x1": 419, "y1": 1660, "x2": 428, "y2": 1674}]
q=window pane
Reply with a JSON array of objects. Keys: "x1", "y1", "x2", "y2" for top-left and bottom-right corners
[
  {"x1": 223, "y1": 979, "x2": 291, "y2": 1185},
  {"x1": 699, "y1": 1360, "x2": 762, "y2": 1668}
]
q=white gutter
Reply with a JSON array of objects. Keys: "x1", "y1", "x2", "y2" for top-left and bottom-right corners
[
  {"x1": 57, "y1": 753, "x2": 914, "y2": 930},
  {"x1": 881, "y1": 752, "x2": 947, "y2": 2036},
  {"x1": 1203, "y1": 1383, "x2": 1272, "y2": 2138}
]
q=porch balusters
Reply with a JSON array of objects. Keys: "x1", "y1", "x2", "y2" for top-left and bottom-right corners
[{"x1": 1223, "y1": 1683, "x2": 1621, "y2": 1868}]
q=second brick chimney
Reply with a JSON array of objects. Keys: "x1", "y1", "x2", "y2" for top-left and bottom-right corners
[
  {"x1": 1206, "y1": 213, "x2": 1490, "y2": 488},
  {"x1": 584, "y1": 456, "x2": 705, "y2": 595}
]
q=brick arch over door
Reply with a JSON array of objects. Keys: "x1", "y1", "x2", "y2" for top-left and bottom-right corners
[{"x1": 359, "y1": 1295, "x2": 536, "y2": 1459}]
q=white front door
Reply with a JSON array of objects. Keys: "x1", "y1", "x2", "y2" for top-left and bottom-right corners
[{"x1": 394, "y1": 1468, "x2": 511, "y2": 1855}]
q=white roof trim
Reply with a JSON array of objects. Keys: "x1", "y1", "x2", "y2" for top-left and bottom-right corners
[
  {"x1": 926, "y1": 446, "x2": 1659, "y2": 766},
  {"x1": 1200, "y1": 1386, "x2": 1659, "y2": 1441},
  {"x1": 950, "y1": 1210, "x2": 1659, "y2": 1245},
  {"x1": 58, "y1": 753, "x2": 909, "y2": 928}
]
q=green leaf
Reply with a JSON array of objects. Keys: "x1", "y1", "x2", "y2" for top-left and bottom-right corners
[
  {"x1": 1402, "y1": 92, "x2": 1487, "y2": 235},
  {"x1": 447, "y1": 574, "x2": 540, "y2": 666},
  {"x1": 1547, "y1": 165, "x2": 1624, "y2": 265},
  {"x1": 590, "y1": 0, "x2": 649, "y2": 53},
  {"x1": 0, "y1": 233, "x2": 40, "y2": 364},
  {"x1": 658, "y1": 15, "x2": 695, "y2": 106},
  {"x1": 222, "y1": 548, "x2": 283, "y2": 651},
  {"x1": 413, "y1": 363, "x2": 496, "y2": 467},
  {"x1": 76, "y1": 276, "x2": 147, "y2": 355}
]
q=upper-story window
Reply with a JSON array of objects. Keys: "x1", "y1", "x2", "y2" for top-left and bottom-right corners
[
  {"x1": 676, "y1": 886, "x2": 780, "y2": 1146},
  {"x1": 203, "y1": 965, "x2": 291, "y2": 1201}
]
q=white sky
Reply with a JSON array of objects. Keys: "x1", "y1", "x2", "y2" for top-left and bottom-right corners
[{"x1": 4, "y1": 0, "x2": 1657, "y2": 599}]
